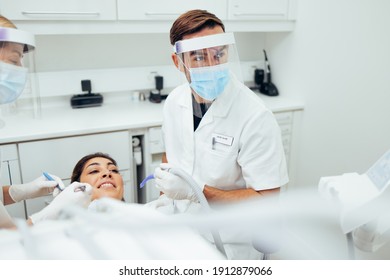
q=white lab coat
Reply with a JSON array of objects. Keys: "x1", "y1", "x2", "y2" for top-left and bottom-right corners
[
  {"x1": 162, "y1": 75, "x2": 289, "y2": 191},
  {"x1": 161, "y1": 75, "x2": 289, "y2": 259}
]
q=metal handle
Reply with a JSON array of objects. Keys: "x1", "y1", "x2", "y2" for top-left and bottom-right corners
[
  {"x1": 233, "y1": 13, "x2": 285, "y2": 17},
  {"x1": 144, "y1": 12, "x2": 181, "y2": 16},
  {"x1": 22, "y1": 11, "x2": 100, "y2": 16}
]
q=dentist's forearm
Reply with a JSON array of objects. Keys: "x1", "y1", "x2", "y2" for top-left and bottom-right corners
[{"x1": 203, "y1": 185, "x2": 280, "y2": 202}]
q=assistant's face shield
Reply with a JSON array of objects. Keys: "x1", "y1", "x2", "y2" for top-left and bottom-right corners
[
  {"x1": 0, "y1": 27, "x2": 40, "y2": 128},
  {"x1": 173, "y1": 33, "x2": 242, "y2": 102},
  {"x1": 0, "y1": 27, "x2": 36, "y2": 105}
]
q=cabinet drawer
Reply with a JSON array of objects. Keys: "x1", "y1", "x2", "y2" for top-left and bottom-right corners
[
  {"x1": 279, "y1": 123, "x2": 292, "y2": 135},
  {"x1": 1, "y1": 145, "x2": 25, "y2": 219},
  {"x1": 2, "y1": 0, "x2": 117, "y2": 21},
  {"x1": 0, "y1": 144, "x2": 22, "y2": 186},
  {"x1": 274, "y1": 111, "x2": 293, "y2": 125},
  {"x1": 117, "y1": 0, "x2": 227, "y2": 20},
  {"x1": 149, "y1": 141, "x2": 165, "y2": 155},
  {"x1": 148, "y1": 127, "x2": 165, "y2": 155},
  {"x1": 0, "y1": 145, "x2": 18, "y2": 161}
]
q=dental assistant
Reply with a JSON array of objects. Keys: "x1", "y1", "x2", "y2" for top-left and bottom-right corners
[
  {"x1": 0, "y1": 15, "x2": 67, "y2": 228},
  {"x1": 155, "y1": 9, "x2": 289, "y2": 204}
]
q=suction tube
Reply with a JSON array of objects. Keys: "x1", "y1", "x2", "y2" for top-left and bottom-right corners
[
  {"x1": 141, "y1": 168, "x2": 227, "y2": 257},
  {"x1": 167, "y1": 168, "x2": 227, "y2": 257}
]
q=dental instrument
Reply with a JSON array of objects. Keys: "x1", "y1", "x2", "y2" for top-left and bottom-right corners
[
  {"x1": 139, "y1": 174, "x2": 155, "y2": 188},
  {"x1": 43, "y1": 172, "x2": 63, "y2": 191},
  {"x1": 74, "y1": 185, "x2": 87, "y2": 192}
]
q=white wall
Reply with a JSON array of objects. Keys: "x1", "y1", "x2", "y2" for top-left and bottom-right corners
[
  {"x1": 34, "y1": 32, "x2": 265, "y2": 72},
  {"x1": 266, "y1": 0, "x2": 390, "y2": 189},
  {"x1": 19, "y1": 0, "x2": 390, "y2": 190}
]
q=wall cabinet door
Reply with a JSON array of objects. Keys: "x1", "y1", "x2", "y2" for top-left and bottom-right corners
[
  {"x1": 228, "y1": 0, "x2": 292, "y2": 20},
  {"x1": 117, "y1": 0, "x2": 227, "y2": 20},
  {"x1": 1, "y1": 0, "x2": 117, "y2": 21},
  {"x1": 18, "y1": 131, "x2": 133, "y2": 216},
  {"x1": 0, "y1": 145, "x2": 26, "y2": 219}
]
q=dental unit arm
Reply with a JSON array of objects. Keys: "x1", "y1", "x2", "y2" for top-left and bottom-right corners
[
  {"x1": 141, "y1": 167, "x2": 227, "y2": 257},
  {"x1": 318, "y1": 149, "x2": 390, "y2": 252}
]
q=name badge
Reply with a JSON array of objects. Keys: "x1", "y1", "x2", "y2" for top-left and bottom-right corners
[{"x1": 212, "y1": 133, "x2": 234, "y2": 146}]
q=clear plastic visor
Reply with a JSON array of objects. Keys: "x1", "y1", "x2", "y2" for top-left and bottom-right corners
[
  {"x1": 0, "y1": 27, "x2": 40, "y2": 125},
  {"x1": 174, "y1": 33, "x2": 241, "y2": 77},
  {"x1": 174, "y1": 33, "x2": 242, "y2": 103}
]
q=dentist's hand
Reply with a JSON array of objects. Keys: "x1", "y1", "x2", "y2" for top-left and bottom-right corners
[
  {"x1": 154, "y1": 163, "x2": 203, "y2": 201},
  {"x1": 29, "y1": 182, "x2": 92, "y2": 225},
  {"x1": 8, "y1": 174, "x2": 65, "y2": 203}
]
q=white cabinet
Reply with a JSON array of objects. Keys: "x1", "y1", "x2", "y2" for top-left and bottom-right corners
[
  {"x1": 0, "y1": 145, "x2": 26, "y2": 219},
  {"x1": 18, "y1": 131, "x2": 133, "y2": 216},
  {"x1": 1, "y1": 0, "x2": 117, "y2": 21},
  {"x1": 142, "y1": 126, "x2": 164, "y2": 203},
  {"x1": 8, "y1": 0, "x2": 297, "y2": 34},
  {"x1": 274, "y1": 111, "x2": 293, "y2": 166},
  {"x1": 118, "y1": 0, "x2": 227, "y2": 20},
  {"x1": 228, "y1": 0, "x2": 295, "y2": 21}
]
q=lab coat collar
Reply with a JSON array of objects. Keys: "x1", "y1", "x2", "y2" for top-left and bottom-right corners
[{"x1": 210, "y1": 76, "x2": 237, "y2": 118}]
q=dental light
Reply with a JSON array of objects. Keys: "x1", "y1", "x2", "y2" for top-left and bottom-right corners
[{"x1": 318, "y1": 149, "x2": 390, "y2": 253}]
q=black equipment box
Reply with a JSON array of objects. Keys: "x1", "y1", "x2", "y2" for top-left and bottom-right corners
[{"x1": 70, "y1": 93, "x2": 103, "y2": 108}]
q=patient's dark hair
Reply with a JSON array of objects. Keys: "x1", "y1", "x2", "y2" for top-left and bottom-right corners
[{"x1": 71, "y1": 152, "x2": 118, "y2": 183}]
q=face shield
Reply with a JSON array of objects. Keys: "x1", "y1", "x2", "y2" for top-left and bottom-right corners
[
  {"x1": 174, "y1": 33, "x2": 242, "y2": 103},
  {"x1": 0, "y1": 27, "x2": 40, "y2": 127}
]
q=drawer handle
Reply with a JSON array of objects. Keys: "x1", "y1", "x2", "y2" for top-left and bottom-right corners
[
  {"x1": 144, "y1": 12, "x2": 181, "y2": 16},
  {"x1": 233, "y1": 13, "x2": 285, "y2": 17},
  {"x1": 22, "y1": 11, "x2": 101, "y2": 16}
]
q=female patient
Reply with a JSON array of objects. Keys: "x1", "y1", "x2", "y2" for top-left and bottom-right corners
[
  {"x1": 29, "y1": 152, "x2": 125, "y2": 224},
  {"x1": 70, "y1": 152, "x2": 124, "y2": 201}
]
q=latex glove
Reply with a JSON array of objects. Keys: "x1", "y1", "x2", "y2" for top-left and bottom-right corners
[
  {"x1": 29, "y1": 182, "x2": 92, "y2": 224},
  {"x1": 8, "y1": 174, "x2": 65, "y2": 203},
  {"x1": 154, "y1": 163, "x2": 203, "y2": 201}
]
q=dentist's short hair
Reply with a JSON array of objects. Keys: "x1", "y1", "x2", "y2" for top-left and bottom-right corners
[{"x1": 169, "y1": 9, "x2": 225, "y2": 46}]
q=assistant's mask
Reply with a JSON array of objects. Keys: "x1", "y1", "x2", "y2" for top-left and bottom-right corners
[
  {"x1": 173, "y1": 32, "x2": 242, "y2": 101},
  {"x1": 0, "y1": 61, "x2": 28, "y2": 104}
]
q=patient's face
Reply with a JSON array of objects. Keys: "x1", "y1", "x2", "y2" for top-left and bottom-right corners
[{"x1": 79, "y1": 157, "x2": 124, "y2": 201}]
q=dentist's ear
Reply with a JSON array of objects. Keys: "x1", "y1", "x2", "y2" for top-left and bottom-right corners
[{"x1": 171, "y1": 53, "x2": 184, "y2": 72}]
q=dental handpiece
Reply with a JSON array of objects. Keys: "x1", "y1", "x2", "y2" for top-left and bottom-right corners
[{"x1": 43, "y1": 172, "x2": 63, "y2": 191}]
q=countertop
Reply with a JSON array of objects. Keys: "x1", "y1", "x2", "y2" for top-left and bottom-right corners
[{"x1": 0, "y1": 94, "x2": 304, "y2": 145}]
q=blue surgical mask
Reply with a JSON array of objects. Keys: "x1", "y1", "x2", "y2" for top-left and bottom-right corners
[
  {"x1": 189, "y1": 64, "x2": 230, "y2": 101},
  {"x1": 0, "y1": 61, "x2": 28, "y2": 104}
]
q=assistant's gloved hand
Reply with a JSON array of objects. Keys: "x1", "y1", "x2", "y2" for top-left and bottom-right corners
[
  {"x1": 8, "y1": 174, "x2": 65, "y2": 203},
  {"x1": 154, "y1": 163, "x2": 203, "y2": 201},
  {"x1": 29, "y1": 182, "x2": 92, "y2": 225}
]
